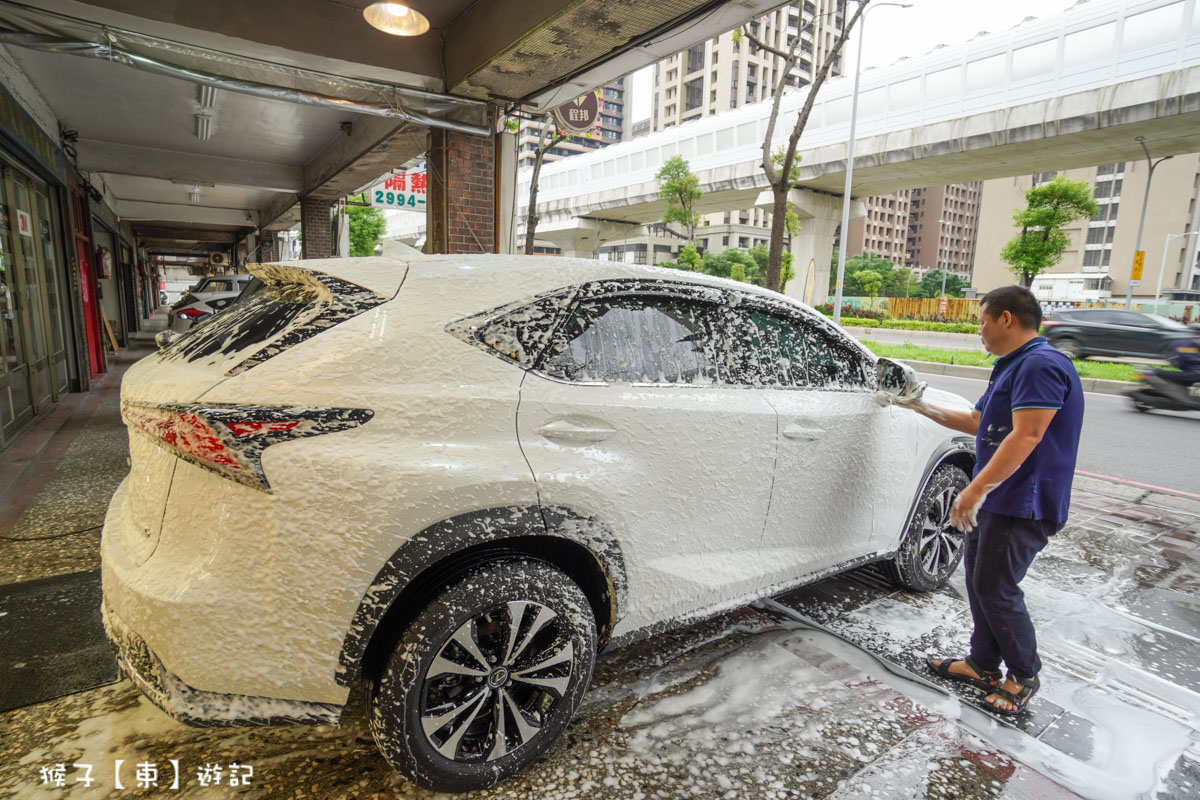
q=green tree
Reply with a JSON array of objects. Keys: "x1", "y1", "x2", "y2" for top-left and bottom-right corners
[
  {"x1": 347, "y1": 201, "x2": 386, "y2": 257},
  {"x1": 1000, "y1": 174, "x2": 1099, "y2": 286},
  {"x1": 656, "y1": 156, "x2": 703, "y2": 243},
  {"x1": 742, "y1": 0, "x2": 870, "y2": 292},
  {"x1": 855, "y1": 269, "x2": 883, "y2": 297},
  {"x1": 916, "y1": 269, "x2": 968, "y2": 298},
  {"x1": 828, "y1": 252, "x2": 914, "y2": 297}
]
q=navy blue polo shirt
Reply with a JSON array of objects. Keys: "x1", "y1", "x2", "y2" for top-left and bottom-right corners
[{"x1": 973, "y1": 337, "x2": 1084, "y2": 522}]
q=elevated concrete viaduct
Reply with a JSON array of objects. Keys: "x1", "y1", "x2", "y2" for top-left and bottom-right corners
[{"x1": 520, "y1": 0, "x2": 1200, "y2": 300}]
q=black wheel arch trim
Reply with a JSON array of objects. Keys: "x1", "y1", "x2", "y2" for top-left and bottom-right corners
[
  {"x1": 336, "y1": 505, "x2": 627, "y2": 689},
  {"x1": 888, "y1": 437, "x2": 975, "y2": 555}
]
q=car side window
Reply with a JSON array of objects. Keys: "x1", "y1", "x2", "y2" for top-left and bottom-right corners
[
  {"x1": 541, "y1": 295, "x2": 723, "y2": 384},
  {"x1": 803, "y1": 323, "x2": 870, "y2": 388},
  {"x1": 475, "y1": 293, "x2": 571, "y2": 368},
  {"x1": 734, "y1": 309, "x2": 811, "y2": 387}
]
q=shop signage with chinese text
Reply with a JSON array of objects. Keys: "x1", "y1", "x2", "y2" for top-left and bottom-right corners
[
  {"x1": 368, "y1": 170, "x2": 426, "y2": 210},
  {"x1": 552, "y1": 92, "x2": 600, "y2": 134}
]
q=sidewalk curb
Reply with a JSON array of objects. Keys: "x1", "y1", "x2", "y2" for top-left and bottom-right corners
[
  {"x1": 897, "y1": 359, "x2": 1134, "y2": 397},
  {"x1": 1072, "y1": 474, "x2": 1200, "y2": 517}
]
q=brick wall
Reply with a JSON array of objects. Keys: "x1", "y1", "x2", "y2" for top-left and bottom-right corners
[
  {"x1": 257, "y1": 233, "x2": 276, "y2": 262},
  {"x1": 429, "y1": 130, "x2": 495, "y2": 254},
  {"x1": 300, "y1": 198, "x2": 332, "y2": 259}
]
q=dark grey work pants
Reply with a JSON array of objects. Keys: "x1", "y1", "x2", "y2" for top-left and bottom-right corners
[{"x1": 964, "y1": 509, "x2": 1064, "y2": 679}]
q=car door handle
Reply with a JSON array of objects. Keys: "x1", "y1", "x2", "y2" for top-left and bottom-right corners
[
  {"x1": 782, "y1": 423, "x2": 825, "y2": 441},
  {"x1": 535, "y1": 420, "x2": 616, "y2": 443}
]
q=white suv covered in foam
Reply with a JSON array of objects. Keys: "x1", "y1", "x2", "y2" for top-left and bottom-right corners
[{"x1": 102, "y1": 255, "x2": 974, "y2": 792}]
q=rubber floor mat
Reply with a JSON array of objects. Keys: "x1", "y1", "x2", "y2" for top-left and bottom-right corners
[{"x1": 0, "y1": 569, "x2": 119, "y2": 712}]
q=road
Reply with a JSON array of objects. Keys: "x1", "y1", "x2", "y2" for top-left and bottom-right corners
[{"x1": 921, "y1": 373, "x2": 1200, "y2": 497}]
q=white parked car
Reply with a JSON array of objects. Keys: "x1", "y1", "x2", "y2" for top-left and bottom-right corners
[
  {"x1": 167, "y1": 274, "x2": 254, "y2": 332},
  {"x1": 103, "y1": 255, "x2": 975, "y2": 792}
]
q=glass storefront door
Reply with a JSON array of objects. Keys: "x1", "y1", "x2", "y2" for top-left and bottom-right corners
[
  {"x1": 0, "y1": 174, "x2": 32, "y2": 441},
  {"x1": 35, "y1": 187, "x2": 70, "y2": 395},
  {"x1": 0, "y1": 161, "x2": 72, "y2": 447}
]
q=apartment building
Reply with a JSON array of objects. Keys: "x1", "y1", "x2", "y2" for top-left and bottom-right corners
[
  {"x1": 906, "y1": 183, "x2": 982, "y2": 277},
  {"x1": 972, "y1": 155, "x2": 1200, "y2": 303},
  {"x1": 838, "y1": 182, "x2": 981, "y2": 281}
]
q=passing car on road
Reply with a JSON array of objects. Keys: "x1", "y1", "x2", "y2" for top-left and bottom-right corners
[
  {"x1": 103, "y1": 255, "x2": 976, "y2": 792},
  {"x1": 1042, "y1": 307, "x2": 1191, "y2": 360},
  {"x1": 167, "y1": 274, "x2": 254, "y2": 333}
]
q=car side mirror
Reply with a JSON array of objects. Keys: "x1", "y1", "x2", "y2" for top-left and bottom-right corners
[
  {"x1": 155, "y1": 330, "x2": 181, "y2": 350},
  {"x1": 876, "y1": 357, "x2": 923, "y2": 402}
]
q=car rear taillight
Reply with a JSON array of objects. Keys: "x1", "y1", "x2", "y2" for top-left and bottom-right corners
[
  {"x1": 177, "y1": 308, "x2": 207, "y2": 319},
  {"x1": 121, "y1": 402, "x2": 372, "y2": 491}
]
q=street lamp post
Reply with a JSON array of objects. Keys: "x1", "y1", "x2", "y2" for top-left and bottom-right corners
[
  {"x1": 1154, "y1": 231, "x2": 1200, "y2": 307},
  {"x1": 1125, "y1": 136, "x2": 1172, "y2": 309},
  {"x1": 833, "y1": 1, "x2": 912, "y2": 325}
]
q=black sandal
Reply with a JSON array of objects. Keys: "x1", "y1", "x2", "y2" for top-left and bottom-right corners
[
  {"x1": 926, "y1": 655, "x2": 1002, "y2": 692},
  {"x1": 985, "y1": 674, "x2": 1040, "y2": 716}
]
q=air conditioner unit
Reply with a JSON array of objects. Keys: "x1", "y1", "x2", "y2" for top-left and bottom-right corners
[{"x1": 209, "y1": 252, "x2": 228, "y2": 266}]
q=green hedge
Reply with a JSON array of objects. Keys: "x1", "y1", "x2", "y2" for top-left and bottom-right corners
[{"x1": 836, "y1": 317, "x2": 980, "y2": 334}]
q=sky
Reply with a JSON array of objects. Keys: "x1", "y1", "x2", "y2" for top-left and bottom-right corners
[{"x1": 630, "y1": 0, "x2": 1085, "y2": 121}]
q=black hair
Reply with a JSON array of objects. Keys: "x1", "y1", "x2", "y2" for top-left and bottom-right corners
[{"x1": 979, "y1": 285, "x2": 1042, "y2": 330}]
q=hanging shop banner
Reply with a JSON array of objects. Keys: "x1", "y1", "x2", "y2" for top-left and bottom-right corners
[
  {"x1": 0, "y1": 83, "x2": 67, "y2": 184},
  {"x1": 552, "y1": 92, "x2": 600, "y2": 134},
  {"x1": 368, "y1": 169, "x2": 426, "y2": 210}
]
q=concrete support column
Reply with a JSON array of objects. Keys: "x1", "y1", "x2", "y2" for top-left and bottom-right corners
[
  {"x1": 427, "y1": 129, "x2": 495, "y2": 254},
  {"x1": 300, "y1": 197, "x2": 333, "y2": 259},
  {"x1": 757, "y1": 189, "x2": 864, "y2": 305}
]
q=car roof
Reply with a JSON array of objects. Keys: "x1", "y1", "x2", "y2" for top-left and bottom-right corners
[{"x1": 295, "y1": 253, "x2": 829, "y2": 322}]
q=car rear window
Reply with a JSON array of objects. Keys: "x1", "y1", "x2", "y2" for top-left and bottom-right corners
[{"x1": 159, "y1": 269, "x2": 386, "y2": 375}]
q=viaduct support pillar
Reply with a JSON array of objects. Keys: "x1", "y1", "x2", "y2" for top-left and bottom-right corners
[
  {"x1": 757, "y1": 189, "x2": 864, "y2": 305},
  {"x1": 428, "y1": 129, "x2": 496, "y2": 254}
]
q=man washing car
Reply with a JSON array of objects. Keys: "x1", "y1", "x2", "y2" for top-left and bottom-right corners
[{"x1": 890, "y1": 286, "x2": 1084, "y2": 715}]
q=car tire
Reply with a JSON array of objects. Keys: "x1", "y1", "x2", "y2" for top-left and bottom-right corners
[
  {"x1": 883, "y1": 464, "x2": 970, "y2": 592},
  {"x1": 366, "y1": 559, "x2": 596, "y2": 792},
  {"x1": 1053, "y1": 338, "x2": 1082, "y2": 360}
]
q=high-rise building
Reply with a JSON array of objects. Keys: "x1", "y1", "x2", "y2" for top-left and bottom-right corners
[
  {"x1": 906, "y1": 183, "x2": 982, "y2": 278},
  {"x1": 838, "y1": 183, "x2": 981, "y2": 281},
  {"x1": 651, "y1": 2, "x2": 845, "y2": 129},
  {"x1": 842, "y1": 190, "x2": 913, "y2": 267},
  {"x1": 972, "y1": 156, "x2": 1200, "y2": 303}
]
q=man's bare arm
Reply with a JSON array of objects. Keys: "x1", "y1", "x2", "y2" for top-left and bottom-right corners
[{"x1": 896, "y1": 398, "x2": 981, "y2": 435}]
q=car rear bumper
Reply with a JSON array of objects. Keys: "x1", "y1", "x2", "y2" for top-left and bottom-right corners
[
  {"x1": 103, "y1": 601, "x2": 342, "y2": 727},
  {"x1": 101, "y1": 471, "x2": 353, "y2": 715}
]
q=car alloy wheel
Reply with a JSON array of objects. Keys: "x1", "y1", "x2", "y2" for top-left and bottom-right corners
[
  {"x1": 420, "y1": 600, "x2": 574, "y2": 762},
  {"x1": 917, "y1": 484, "x2": 961, "y2": 577},
  {"x1": 884, "y1": 464, "x2": 970, "y2": 592},
  {"x1": 1053, "y1": 338, "x2": 1082, "y2": 360},
  {"x1": 367, "y1": 559, "x2": 596, "y2": 792}
]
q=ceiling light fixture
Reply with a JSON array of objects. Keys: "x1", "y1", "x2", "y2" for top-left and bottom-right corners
[
  {"x1": 362, "y1": 2, "x2": 430, "y2": 36},
  {"x1": 195, "y1": 113, "x2": 212, "y2": 141},
  {"x1": 188, "y1": 184, "x2": 203, "y2": 205},
  {"x1": 198, "y1": 84, "x2": 217, "y2": 109}
]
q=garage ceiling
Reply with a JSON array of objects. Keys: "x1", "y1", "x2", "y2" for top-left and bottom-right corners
[{"x1": 1, "y1": 0, "x2": 786, "y2": 250}]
